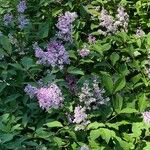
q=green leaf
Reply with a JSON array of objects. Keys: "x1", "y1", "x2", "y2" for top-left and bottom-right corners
[
  {"x1": 45, "y1": 121, "x2": 63, "y2": 128},
  {"x1": 100, "y1": 71, "x2": 113, "y2": 94},
  {"x1": 113, "y1": 93, "x2": 123, "y2": 112},
  {"x1": 119, "y1": 108, "x2": 138, "y2": 114},
  {"x1": 35, "y1": 128, "x2": 51, "y2": 139},
  {"x1": 69, "y1": 50, "x2": 77, "y2": 60},
  {"x1": 38, "y1": 21, "x2": 49, "y2": 39},
  {"x1": 21, "y1": 57, "x2": 34, "y2": 69},
  {"x1": 0, "y1": 133, "x2": 14, "y2": 144},
  {"x1": 93, "y1": 43, "x2": 111, "y2": 55},
  {"x1": 67, "y1": 66, "x2": 84, "y2": 75},
  {"x1": 0, "y1": 83, "x2": 7, "y2": 93},
  {"x1": 90, "y1": 129, "x2": 101, "y2": 141},
  {"x1": 138, "y1": 94, "x2": 147, "y2": 112},
  {"x1": 110, "y1": 52, "x2": 119, "y2": 66},
  {"x1": 54, "y1": 137, "x2": 65, "y2": 147},
  {"x1": 90, "y1": 128, "x2": 116, "y2": 143},
  {"x1": 52, "y1": 8, "x2": 63, "y2": 17},
  {"x1": 87, "y1": 122, "x2": 105, "y2": 130},
  {"x1": 0, "y1": 36, "x2": 12, "y2": 54},
  {"x1": 143, "y1": 142, "x2": 150, "y2": 150},
  {"x1": 113, "y1": 76, "x2": 126, "y2": 93},
  {"x1": 9, "y1": 63, "x2": 24, "y2": 70}
]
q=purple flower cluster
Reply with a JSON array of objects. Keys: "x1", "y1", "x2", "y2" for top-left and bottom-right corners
[
  {"x1": 66, "y1": 75, "x2": 77, "y2": 93},
  {"x1": 35, "y1": 40, "x2": 70, "y2": 69},
  {"x1": 37, "y1": 84, "x2": 63, "y2": 110},
  {"x1": 3, "y1": 13, "x2": 13, "y2": 26},
  {"x1": 25, "y1": 83, "x2": 63, "y2": 110},
  {"x1": 56, "y1": 11, "x2": 77, "y2": 41},
  {"x1": 146, "y1": 55, "x2": 150, "y2": 78},
  {"x1": 136, "y1": 27, "x2": 145, "y2": 37},
  {"x1": 73, "y1": 106, "x2": 90, "y2": 131},
  {"x1": 18, "y1": 15, "x2": 29, "y2": 29},
  {"x1": 17, "y1": 0, "x2": 27, "y2": 13},
  {"x1": 99, "y1": 8, "x2": 115, "y2": 34},
  {"x1": 8, "y1": 34, "x2": 18, "y2": 46},
  {"x1": 78, "y1": 48, "x2": 90, "y2": 58},
  {"x1": 88, "y1": 35, "x2": 96, "y2": 44},
  {"x1": 80, "y1": 145, "x2": 90, "y2": 150},
  {"x1": 24, "y1": 84, "x2": 38, "y2": 98},
  {"x1": 99, "y1": 6, "x2": 129, "y2": 35},
  {"x1": 115, "y1": 6, "x2": 129, "y2": 31},
  {"x1": 79, "y1": 79, "x2": 110, "y2": 110},
  {"x1": 73, "y1": 106, "x2": 87, "y2": 124},
  {"x1": 17, "y1": 0, "x2": 29, "y2": 29},
  {"x1": 142, "y1": 111, "x2": 150, "y2": 123}
]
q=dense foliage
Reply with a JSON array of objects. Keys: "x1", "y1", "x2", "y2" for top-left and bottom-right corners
[{"x1": 0, "y1": 0, "x2": 150, "y2": 149}]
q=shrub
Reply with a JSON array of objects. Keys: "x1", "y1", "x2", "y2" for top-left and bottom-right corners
[{"x1": 0, "y1": 0, "x2": 150, "y2": 149}]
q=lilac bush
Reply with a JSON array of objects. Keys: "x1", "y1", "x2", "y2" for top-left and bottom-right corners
[
  {"x1": 35, "y1": 40, "x2": 70, "y2": 69},
  {"x1": 1, "y1": 0, "x2": 150, "y2": 149}
]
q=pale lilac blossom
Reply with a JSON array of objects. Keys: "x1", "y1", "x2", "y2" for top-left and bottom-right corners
[
  {"x1": 36, "y1": 84, "x2": 63, "y2": 110},
  {"x1": 8, "y1": 34, "x2": 18, "y2": 46},
  {"x1": 66, "y1": 75, "x2": 77, "y2": 93},
  {"x1": 99, "y1": 8, "x2": 116, "y2": 34},
  {"x1": 24, "y1": 84, "x2": 38, "y2": 98},
  {"x1": 88, "y1": 35, "x2": 96, "y2": 43},
  {"x1": 18, "y1": 15, "x2": 29, "y2": 29},
  {"x1": 17, "y1": 0, "x2": 27, "y2": 13},
  {"x1": 78, "y1": 48, "x2": 90, "y2": 58},
  {"x1": 79, "y1": 80, "x2": 110, "y2": 110},
  {"x1": 3, "y1": 13, "x2": 13, "y2": 26},
  {"x1": 114, "y1": 6, "x2": 129, "y2": 31},
  {"x1": 73, "y1": 106, "x2": 88, "y2": 124},
  {"x1": 143, "y1": 111, "x2": 150, "y2": 123},
  {"x1": 56, "y1": 11, "x2": 77, "y2": 41},
  {"x1": 34, "y1": 40, "x2": 70, "y2": 69},
  {"x1": 99, "y1": 6, "x2": 129, "y2": 34},
  {"x1": 136, "y1": 27, "x2": 145, "y2": 37},
  {"x1": 73, "y1": 106, "x2": 90, "y2": 131},
  {"x1": 80, "y1": 145, "x2": 90, "y2": 150}
]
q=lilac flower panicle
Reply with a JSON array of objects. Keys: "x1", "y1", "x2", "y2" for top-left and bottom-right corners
[
  {"x1": 93, "y1": 79, "x2": 110, "y2": 105},
  {"x1": 8, "y1": 34, "x2": 18, "y2": 45},
  {"x1": 35, "y1": 40, "x2": 70, "y2": 69},
  {"x1": 3, "y1": 13, "x2": 13, "y2": 26},
  {"x1": 24, "y1": 84, "x2": 38, "y2": 98},
  {"x1": 143, "y1": 111, "x2": 150, "y2": 123},
  {"x1": 79, "y1": 80, "x2": 110, "y2": 110},
  {"x1": 88, "y1": 35, "x2": 96, "y2": 44},
  {"x1": 136, "y1": 27, "x2": 145, "y2": 37},
  {"x1": 66, "y1": 75, "x2": 77, "y2": 92},
  {"x1": 146, "y1": 55, "x2": 150, "y2": 78},
  {"x1": 18, "y1": 15, "x2": 29, "y2": 29},
  {"x1": 79, "y1": 81, "x2": 95, "y2": 109},
  {"x1": 34, "y1": 44, "x2": 47, "y2": 65},
  {"x1": 36, "y1": 84, "x2": 63, "y2": 110},
  {"x1": 114, "y1": 6, "x2": 129, "y2": 31},
  {"x1": 17, "y1": 0, "x2": 27, "y2": 13},
  {"x1": 99, "y1": 8, "x2": 116, "y2": 34},
  {"x1": 147, "y1": 67, "x2": 150, "y2": 78},
  {"x1": 78, "y1": 48, "x2": 90, "y2": 58},
  {"x1": 56, "y1": 11, "x2": 77, "y2": 33},
  {"x1": 73, "y1": 106, "x2": 87, "y2": 124},
  {"x1": 80, "y1": 145, "x2": 90, "y2": 150},
  {"x1": 56, "y1": 11, "x2": 77, "y2": 41},
  {"x1": 73, "y1": 105, "x2": 90, "y2": 131},
  {"x1": 99, "y1": 6, "x2": 129, "y2": 34}
]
